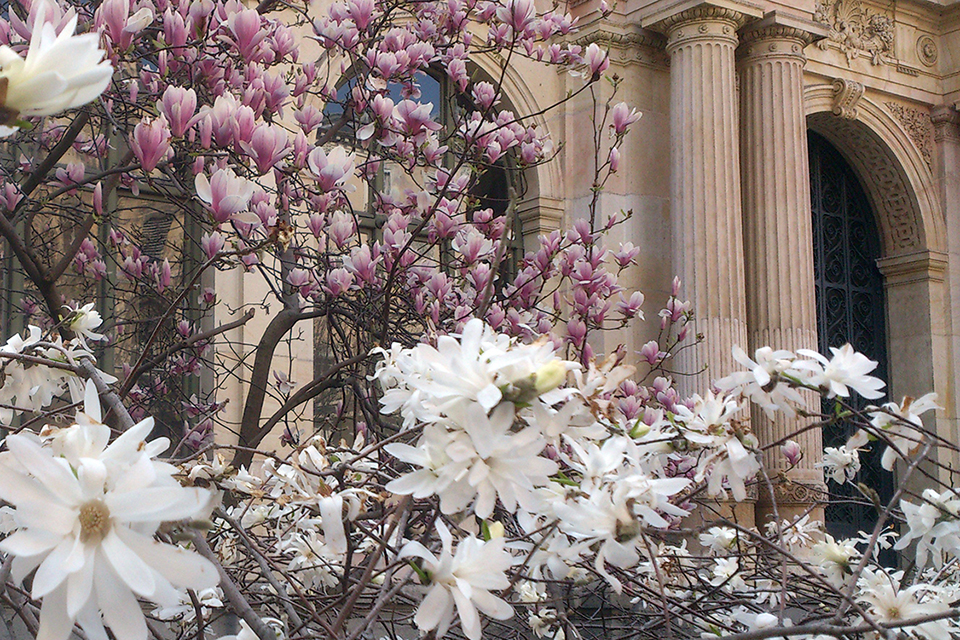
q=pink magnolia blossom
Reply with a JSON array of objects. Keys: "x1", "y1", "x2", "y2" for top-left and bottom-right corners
[
  {"x1": 240, "y1": 123, "x2": 291, "y2": 174},
  {"x1": 307, "y1": 146, "x2": 355, "y2": 191},
  {"x1": 195, "y1": 168, "x2": 258, "y2": 224},
  {"x1": 583, "y1": 43, "x2": 609, "y2": 79}
]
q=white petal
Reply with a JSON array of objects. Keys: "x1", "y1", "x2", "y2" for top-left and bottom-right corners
[
  {"x1": 36, "y1": 584, "x2": 74, "y2": 640},
  {"x1": 33, "y1": 536, "x2": 84, "y2": 598},
  {"x1": 106, "y1": 486, "x2": 209, "y2": 523},
  {"x1": 101, "y1": 529, "x2": 156, "y2": 598},
  {"x1": 415, "y1": 585, "x2": 451, "y2": 632},
  {"x1": 0, "y1": 529, "x2": 61, "y2": 556},
  {"x1": 93, "y1": 555, "x2": 147, "y2": 640},
  {"x1": 66, "y1": 547, "x2": 96, "y2": 617},
  {"x1": 5, "y1": 436, "x2": 81, "y2": 503},
  {"x1": 116, "y1": 527, "x2": 218, "y2": 590}
]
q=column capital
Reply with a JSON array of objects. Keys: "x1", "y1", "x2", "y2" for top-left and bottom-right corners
[
  {"x1": 640, "y1": 0, "x2": 763, "y2": 49},
  {"x1": 931, "y1": 105, "x2": 960, "y2": 143},
  {"x1": 737, "y1": 11, "x2": 828, "y2": 62}
]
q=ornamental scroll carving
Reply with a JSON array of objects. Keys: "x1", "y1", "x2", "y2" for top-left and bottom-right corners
[
  {"x1": 832, "y1": 78, "x2": 864, "y2": 120},
  {"x1": 884, "y1": 102, "x2": 933, "y2": 170},
  {"x1": 814, "y1": 0, "x2": 895, "y2": 65}
]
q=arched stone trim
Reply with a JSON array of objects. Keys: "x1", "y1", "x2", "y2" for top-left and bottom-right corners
[
  {"x1": 470, "y1": 53, "x2": 563, "y2": 244},
  {"x1": 804, "y1": 83, "x2": 945, "y2": 257}
]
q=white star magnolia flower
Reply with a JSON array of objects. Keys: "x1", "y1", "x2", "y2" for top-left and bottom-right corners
[
  {"x1": 674, "y1": 392, "x2": 760, "y2": 502},
  {"x1": 64, "y1": 302, "x2": 106, "y2": 349},
  {"x1": 387, "y1": 403, "x2": 558, "y2": 519},
  {"x1": 857, "y1": 568, "x2": 957, "y2": 640},
  {"x1": 0, "y1": 324, "x2": 116, "y2": 424},
  {"x1": 0, "y1": 382, "x2": 218, "y2": 640},
  {"x1": 865, "y1": 392, "x2": 940, "y2": 470},
  {"x1": 399, "y1": 520, "x2": 513, "y2": 640},
  {"x1": 373, "y1": 318, "x2": 576, "y2": 428},
  {"x1": 0, "y1": 8, "x2": 112, "y2": 133},
  {"x1": 810, "y1": 534, "x2": 859, "y2": 588},
  {"x1": 795, "y1": 344, "x2": 885, "y2": 400},
  {"x1": 894, "y1": 488, "x2": 960, "y2": 569},
  {"x1": 818, "y1": 445, "x2": 861, "y2": 484},
  {"x1": 716, "y1": 346, "x2": 807, "y2": 418}
]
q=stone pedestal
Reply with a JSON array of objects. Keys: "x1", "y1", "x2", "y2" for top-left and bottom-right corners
[
  {"x1": 642, "y1": 0, "x2": 761, "y2": 395},
  {"x1": 737, "y1": 12, "x2": 828, "y2": 522}
]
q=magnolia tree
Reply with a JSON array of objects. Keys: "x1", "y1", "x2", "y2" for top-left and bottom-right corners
[{"x1": 0, "y1": 1, "x2": 959, "y2": 640}]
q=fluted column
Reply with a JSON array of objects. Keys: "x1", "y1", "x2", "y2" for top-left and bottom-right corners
[
  {"x1": 643, "y1": 0, "x2": 762, "y2": 395},
  {"x1": 738, "y1": 13, "x2": 827, "y2": 513}
]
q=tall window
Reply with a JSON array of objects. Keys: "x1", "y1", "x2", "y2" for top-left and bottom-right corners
[{"x1": 809, "y1": 131, "x2": 893, "y2": 544}]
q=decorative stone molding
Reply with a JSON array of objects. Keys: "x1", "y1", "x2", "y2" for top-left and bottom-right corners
[
  {"x1": 884, "y1": 102, "x2": 933, "y2": 170},
  {"x1": 877, "y1": 250, "x2": 948, "y2": 286},
  {"x1": 573, "y1": 28, "x2": 669, "y2": 67},
  {"x1": 831, "y1": 78, "x2": 864, "y2": 120},
  {"x1": 917, "y1": 35, "x2": 938, "y2": 67},
  {"x1": 737, "y1": 11, "x2": 828, "y2": 63},
  {"x1": 757, "y1": 480, "x2": 828, "y2": 506},
  {"x1": 814, "y1": 0, "x2": 895, "y2": 65},
  {"x1": 640, "y1": 0, "x2": 764, "y2": 47},
  {"x1": 931, "y1": 105, "x2": 960, "y2": 143}
]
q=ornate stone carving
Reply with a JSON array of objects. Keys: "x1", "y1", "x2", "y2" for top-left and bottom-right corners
[
  {"x1": 814, "y1": 0, "x2": 895, "y2": 65},
  {"x1": 917, "y1": 35, "x2": 938, "y2": 67},
  {"x1": 573, "y1": 29, "x2": 669, "y2": 68},
  {"x1": 884, "y1": 102, "x2": 933, "y2": 169},
  {"x1": 931, "y1": 106, "x2": 960, "y2": 143},
  {"x1": 809, "y1": 112, "x2": 924, "y2": 251},
  {"x1": 831, "y1": 78, "x2": 864, "y2": 120},
  {"x1": 763, "y1": 480, "x2": 829, "y2": 506}
]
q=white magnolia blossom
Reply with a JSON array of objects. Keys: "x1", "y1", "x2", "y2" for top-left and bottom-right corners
[
  {"x1": 699, "y1": 526, "x2": 738, "y2": 555},
  {"x1": 717, "y1": 346, "x2": 806, "y2": 417},
  {"x1": 387, "y1": 402, "x2": 558, "y2": 518},
  {"x1": 64, "y1": 302, "x2": 106, "y2": 348},
  {"x1": 0, "y1": 7, "x2": 112, "y2": 132},
  {"x1": 0, "y1": 383, "x2": 217, "y2": 640},
  {"x1": 795, "y1": 344, "x2": 885, "y2": 400},
  {"x1": 810, "y1": 534, "x2": 859, "y2": 588},
  {"x1": 0, "y1": 323, "x2": 117, "y2": 424},
  {"x1": 818, "y1": 445, "x2": 861, "y2": 485},
  {"x1": 857, "y1": 568, "x2": 957, "y2": 640},
  {"x1": 864, "y1": 392, "x2": 940, "y2": 470},
  {"x1": 894, "y1": 488, "x2": 960, "y2": 569},
  {"x1": 398, "y1": 520, "x2": 513, "y2": 640},
  {"x1": 373, "y1": 318, "x2": 575, "y2": 427},
  {"x1": 675, "y1": 391, "x2": 760, "y2": 502}
]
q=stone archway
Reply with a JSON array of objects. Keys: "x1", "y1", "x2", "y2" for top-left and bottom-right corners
[{"x1": 804, "y1": 83, "x2": 949, "y2": 477}]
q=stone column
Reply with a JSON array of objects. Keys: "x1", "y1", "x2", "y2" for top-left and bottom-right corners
[
  {"x1": 737, "y1": 13, "x2": 827, "y2": 518},
  {"x1": 642, "y1": 0, "x2": 762, "y2": 396}
]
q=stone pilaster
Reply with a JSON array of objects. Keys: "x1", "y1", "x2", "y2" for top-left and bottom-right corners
[
  {"x1": 932, "y1": 105, "x2": 960, "y2": 486},
  {"x1": 642, "y1": 0, "x2": 762, "y2": 395},
  {"x1": 737, "y1": 13, "x2": 828, "y2": 515}
]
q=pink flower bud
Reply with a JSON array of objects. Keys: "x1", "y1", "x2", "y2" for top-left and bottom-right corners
[
  {"x1": 611, "y1": 102, "x2": 642, "y2": 135},
  {"x1": 158, "y1": 86, "x2": 199, "y2": 137},
  {"x1": 782, "y1": 440, "x2": 802, "y2": 466},
  {"x1": 583, "y1": 43, "x2": 609, "y2": 80},
  {"x1": 131, "y1": 115, "x2": 172, "y2": 173}
]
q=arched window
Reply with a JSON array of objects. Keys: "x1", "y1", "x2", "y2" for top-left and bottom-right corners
[{"x1": 809, "y1": 131, "x2": 893, "y2": 547}]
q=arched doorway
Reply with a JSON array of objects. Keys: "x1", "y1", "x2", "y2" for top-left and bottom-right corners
[{"x1": 808, "y1": 131, "x2": 894, "y2": 541}]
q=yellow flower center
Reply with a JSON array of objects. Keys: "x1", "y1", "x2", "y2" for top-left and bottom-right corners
[{"x1": 78, "y1": 500, "x2": 111, "y2": 543}]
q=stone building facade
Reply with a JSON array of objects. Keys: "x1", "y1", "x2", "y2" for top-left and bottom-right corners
[
  {"x1": 215, "y1": 0, "x2": 960, "y2": 531},
  {"x1": 482, "y1": 0, "x2": 960, "y2": 528}
]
